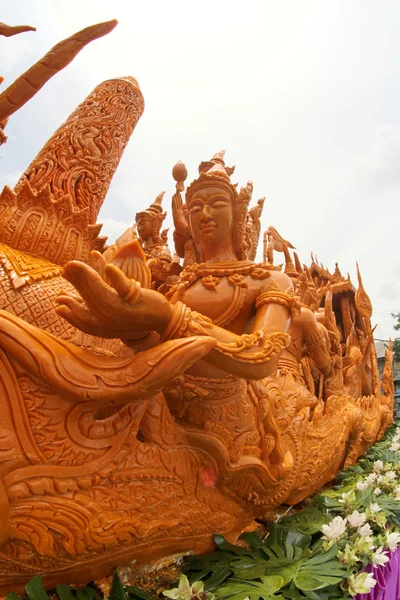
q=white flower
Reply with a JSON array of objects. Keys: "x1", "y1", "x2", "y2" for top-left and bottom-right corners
[
  {"x1": 372, "y1": 547, "x2": 390, "y2": 567},
  {"x1": 377, "y1": 475, "x2": 385, "y2": 485},
  {"x1": 339, "y1": 490, "x2": 356, "y2": 504},
  {"x1": 358, "y1": 523, "x2": 373, "y2": 538},
  {"x1": 386, "y1": 470, "x2": 397, "y2": 481},
  {"x1": 348, "y1": 510, "x2": 366, "y2": 528},
  {"x1": 374, "y1": 487, "x2": 382, "y2": 496},
  {"x1": 347, "y1": 572, "x2": 376, "y2": 596},
  {"x1": 364, "y1": 473, "x2": 377, "y2": 485},
  {"x1": 357, "y1": 481, "x2": 369, "y2": 491},
  {"x1": 374, "y1": 460, "x2": 384, "y2": 472},
  {"x1": 321, "y1": 516, "x2": 347, "y2": 540},
  {"x1": 369, "y1": 503, "x2": 381, "y2": 514},
  {"x1": 390, "y1": 441, "x2": 400, "y2": 451},
  {"x1": 395, "y1": 486, "x2": 400, "y2": 500},
  {"x1": 386, "y1": 531, "x2": 400, "y2": 551}
]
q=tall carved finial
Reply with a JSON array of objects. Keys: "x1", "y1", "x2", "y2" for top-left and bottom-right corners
[
  {"x1": 245, "y1": 197, "x2": 265, "y2": 260},
  {"x1": 331, "y1": 262, "x2": 344, "y2": 284},
  {"x1": 0, "y1": 20, "x2": 118, "y2": 124},
  {"x1": 382, "y1": 339, "x2": 395, "y2": 404},
  {"x1": 153, "y1": 191, "x2": 165, "y2": 208},
  {"x1": 355, "y1": 262, "x2": 373, "y2": 321},
  {"x1": 15, "y1": 76, "x2": 144, "y2": 224},
  {"x1": 0, "y1": 22, "x2": 36, "y2": 37},
  {"x1": 294, "y1": 251, "x2": 303, "y2": 274}
]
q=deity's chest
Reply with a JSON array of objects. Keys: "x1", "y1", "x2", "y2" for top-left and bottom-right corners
[{"x1": 180, "y1": 274, "x2": 258, "y2": 327}]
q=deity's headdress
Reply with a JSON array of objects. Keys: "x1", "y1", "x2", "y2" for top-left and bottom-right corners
[
  {"x1": 136, "y1": 191, "x2": 167, "y2": 243},
  {"x1": 184, "y1": 151, "x2": 254, "y2": 260}
]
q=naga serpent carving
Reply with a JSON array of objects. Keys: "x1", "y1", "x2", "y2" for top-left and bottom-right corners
[{"x1": 0, "y1": 23, "x2": 393, "y2": 593}]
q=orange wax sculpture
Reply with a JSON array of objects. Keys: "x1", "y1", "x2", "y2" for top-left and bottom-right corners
[{"x1": 0, "y1": 20, "x2": 394, "y2": 594}]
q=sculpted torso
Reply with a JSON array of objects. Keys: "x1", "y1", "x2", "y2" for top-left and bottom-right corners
[{"x1": 170, "y1": 268, "x2": 293, "y2": 379}]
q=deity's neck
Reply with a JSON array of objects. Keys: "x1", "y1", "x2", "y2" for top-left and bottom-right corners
[{"x1": 200, "y1": 245, "x2": 237, "y2": 264}]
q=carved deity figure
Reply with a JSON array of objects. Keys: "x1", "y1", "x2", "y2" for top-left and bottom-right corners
[
  {"x1": 135, "y1": 192, "x2": 169, "y2": 258},
  {"x1": 58, "y1": 155, "x2": 294, "y2": 477}
]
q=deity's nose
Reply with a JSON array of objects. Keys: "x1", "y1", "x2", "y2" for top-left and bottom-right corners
[{"x1": 200, "y1": 204, "x2": 212, "y2": 221}]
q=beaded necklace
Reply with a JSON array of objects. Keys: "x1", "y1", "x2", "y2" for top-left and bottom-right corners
[{"x1": 166, "y1": 261, "x2": 271, "y2": 328}]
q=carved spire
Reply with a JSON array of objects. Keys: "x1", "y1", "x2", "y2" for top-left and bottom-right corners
[
  {"x1": 294, "y1": 251, "x2": 303, "y2": 274},
  {"x1": 331, "y1": 262, "x2": 344, "y2": 284},
  {"x1": 198, "y1": 150, "x2": 235, "y2": 177},
  {"x1": 355, "y1": 262, "x2": 373, "y2": 320},
  {"x1": 15, "y1": 76, "x2": 144, "y2": 225}
]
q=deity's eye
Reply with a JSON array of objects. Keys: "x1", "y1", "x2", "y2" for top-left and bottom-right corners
[
  {"x1": 189, "y1": 204, "x2": 203, "y2": 214},
  {"x1": 211, "y1": 201, "x2": 230, "y2": 209}
]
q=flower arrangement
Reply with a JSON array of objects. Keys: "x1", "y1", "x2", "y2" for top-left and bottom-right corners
[
  {"x1": 6, "y1": 424, "x2": 400, "y2": 600},
  {"x1": 168, "y1": 422, "x2": 400, "y2": 599}
]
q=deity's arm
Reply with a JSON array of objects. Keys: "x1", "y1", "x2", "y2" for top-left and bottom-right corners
[
  {"x1": 297, "y1": 308, "x2": 331, "y2": 376},
  {"x1": 162, "y1": 271, "x2": 293, "y2": 380},
  {"x1": 57, "y1": 262, "x2": 292, "y2": 380}
]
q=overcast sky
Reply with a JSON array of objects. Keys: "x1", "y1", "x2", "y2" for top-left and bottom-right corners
[{"x1": 1, "y1": 0, "x2": 399, "y2": 339}]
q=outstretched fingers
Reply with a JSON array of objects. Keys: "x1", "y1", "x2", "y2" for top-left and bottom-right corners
[
  {"x1": 62, "y1": 261, "x2": 124, "y2": 323},
  {"x1": 104, "y1": 264, "x2": 141, "y2": 305}
]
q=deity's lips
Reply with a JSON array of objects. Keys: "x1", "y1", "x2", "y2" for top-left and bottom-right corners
[{"x1": 200, "y1": 224, "x2": 216, "y2": 233}]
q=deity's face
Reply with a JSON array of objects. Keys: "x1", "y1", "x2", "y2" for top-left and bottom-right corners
[
  {"x1": 188, "y1": 185, "x2": 234, "y2": 250},
  {"x1": 136, "y1": 215, "x2": 152, "y2": 241}
]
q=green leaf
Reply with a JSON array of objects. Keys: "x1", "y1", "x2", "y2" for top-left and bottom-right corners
[
  {"x1": 56, "y1": 586, "x2": 77, "y2": 600},
  {"x1": 6, "y1": 593, "x2": 23, "y2": 600},
  {"x1": 110, "y1": 569, "x2": 127, "y2": 600},
  {"x1": 238, "y1": 531, "x2": 264, "y2": 551},
  {"x1": 202, "y1": 565, "x2": 232, "y2": 592},
  {"x1": 281, "y1": 584, "x2": 307, "y2": 599},
  {"x1": 25, "y1": 576, "x2": 50, "y2": 600},
  {"x1": 294, "y1": 545, "x2": 346, "y2": 591},
  {"x1": 307, "y1": 584, "x2": 349, "y2": 599},
  {"x1": 312, "y1": 495, "x2": 342, "y2": 511},
  {"x1": 125, "y1": 586, "x2": 158, "y2": 600},
  {"x1": 213, "y1": 534, "x2": 250, "y2": 555},
  {"x1": 285, "y1": 530, "x2": 312, "y2": 550},
  {"x1": 280, "y1": 506, "x2": 328, "y2": 535},
  {"x1": 76, "y1": 587, "x2": 101, "y2": 600},
  {"x1": 231, "y1": 555, "x2": 270, "y2": 581},
  {"x1": 216, "y1": 575, "x2": 285, "y2": 600}
]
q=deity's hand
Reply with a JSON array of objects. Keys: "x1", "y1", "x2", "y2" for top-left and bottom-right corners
[
  {"x1": 56, "y1": 290, "x2": 119, "y2": 338},
  {"x1": 172, "y1": 191, "x2": 189, "y2": 240},
  {"x1": 56, "y1": 261, "x2": 173, "y2": 338}
]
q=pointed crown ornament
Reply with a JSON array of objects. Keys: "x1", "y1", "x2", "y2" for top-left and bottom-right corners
[{"x1": 136, "y1": 191, "x2": 167, "y2": 243}]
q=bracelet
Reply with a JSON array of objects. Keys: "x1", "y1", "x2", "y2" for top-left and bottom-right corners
[
  {"x1": 255, "y1": 290, "x2": 300, "y2": 314},
  {"x1": 161, "y1": 301, "x2": 193, "y2": 342},
  {"x1": 214, "y1": 330, "x2": 289, "y2": 364},
  {"x1": 160, "y1": 301, "x2": 289, "y2": 364},
  {"x1": 304, "y1": 329, "x2": 325, "y2": 346}
]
